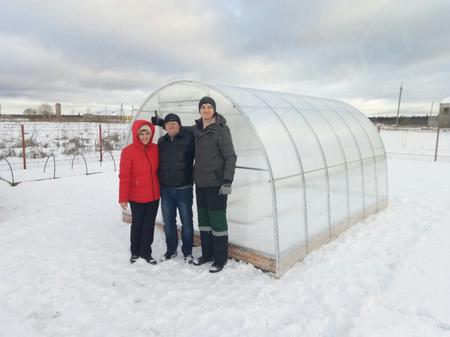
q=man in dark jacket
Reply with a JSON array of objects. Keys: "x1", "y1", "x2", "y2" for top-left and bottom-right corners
[
  {"x1": 157, "y1": 113, "x2": 195, "y2": 263},
  {"x1": 191, "y1": 96, "x2": 237, "y2": 273}
]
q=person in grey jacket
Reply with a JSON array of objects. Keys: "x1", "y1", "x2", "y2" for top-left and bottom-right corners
[{"x1": 191, "y1": 96, "x2": 237, "y2": 272}]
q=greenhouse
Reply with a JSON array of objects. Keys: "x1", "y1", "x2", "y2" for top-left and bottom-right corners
[{"x1": 128, "y1": 80, "x2": 388, "y2": 276}]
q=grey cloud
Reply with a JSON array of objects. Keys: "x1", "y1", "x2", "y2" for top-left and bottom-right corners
[{"x1": 0, "y1": 0, "x2": 449, "y2": 115}]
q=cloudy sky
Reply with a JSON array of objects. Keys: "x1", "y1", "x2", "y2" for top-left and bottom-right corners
[{"x1": 1, "y1": 0, "x2": 449, "y2": 115}]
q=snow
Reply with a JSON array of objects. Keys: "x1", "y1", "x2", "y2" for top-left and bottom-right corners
[{"x1": 1, "y1": 155, "x2": 450, "y2": 336}]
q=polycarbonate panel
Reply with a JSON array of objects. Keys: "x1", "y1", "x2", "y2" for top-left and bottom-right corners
[
  {"x1": 228, "y1": 169, "x2": 275, "y2": 256},
  {"x1": 251, "y1": 92, "x2": 326, "y2": 172},
  {"x1": 246, "y1": 90, "x2": 324, "y2": 172},
  {"x1": 304, "y1": 169, "x2": 329, "y2": 241},
  {"x1": 337, "y1": 109, "x2": 374, "y2": 159},
  {"x1": 158, "y1": 82, "x2": 210, "y2": 106},
  {"x1": 362, "y1": 158, "x2": 377, "y2": 212},
  {"x1": 314, "y1": 99, "x2": 362, "y2": 162},
  {"x1": 275, "y1": 176, "x2": 306, "y2": 254},
  {"x1": 283, "y1": 95, "x2": 346, "y2": 167},
  {"x1": 328, "y1": 164, "x2": 348, "y2": 228},
  {"x1": 345, "y1": 104, "x2": 386, "y2": 156},
  {"x1": 217, "y1": 86, "x2": 301, "y2": 180},
  {"x1": 347, "y1": 160, "x2": 365, "y2": 222}
]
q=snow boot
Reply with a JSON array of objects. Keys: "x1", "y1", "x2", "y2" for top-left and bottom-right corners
[
  {"x1": 160, "y1": 251, "x2": 178, "y2": 261},
  {"x1": 212, "y1": 235, "x2": 228, "y2": 267},
  {"x1": 209, "y1": 262, "x2": 225, "y2": 273},
  {"x1": 193, "y1": 255, "x2": 214, "y2": 266},
  {"x1": 145, "y1": 256, "x2": 157, "y2": 265}
]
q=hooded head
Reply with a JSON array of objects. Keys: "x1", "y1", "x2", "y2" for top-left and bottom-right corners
[{"x1": 131, "y1": 120, "x2": 155, "y2": 146}]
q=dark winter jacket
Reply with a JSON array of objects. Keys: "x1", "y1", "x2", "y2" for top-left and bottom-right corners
[
  {"x1": 188, "y1": 113, "x2": 237, "y2": 188},
  {"x1": 119, "y1": 120, "x2": 160, "y2": 203},
  {"x1": 157, "y1": 128, "x2": 195, "y2": 188}
]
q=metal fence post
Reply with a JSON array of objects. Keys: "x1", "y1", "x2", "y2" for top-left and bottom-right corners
[
  {"x1": 21, "y1": 124, "x2": 27, "y2": 169},
  {"x1": 99, "y1": 124, "x2": 103, "y2": 163},
  {"x1": 434, "y1": 127, "x2": 440, "y2": 162}
]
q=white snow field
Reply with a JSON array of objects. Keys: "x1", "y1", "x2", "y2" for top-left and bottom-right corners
[{"x1": 1, "y1": 156, "x2": 449, "y2": 337}]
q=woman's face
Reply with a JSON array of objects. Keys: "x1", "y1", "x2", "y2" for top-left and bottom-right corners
[
  {"x1": 200, "y1": 103, "x2": 215, "y2": 121},
  {"x1": 138, "y1": 129, "x2": 151, "y2": 145}
]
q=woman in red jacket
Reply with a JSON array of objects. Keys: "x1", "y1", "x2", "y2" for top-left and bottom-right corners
[{"x1": 119, "y1": 120, "x2": 160, "y2": 264}]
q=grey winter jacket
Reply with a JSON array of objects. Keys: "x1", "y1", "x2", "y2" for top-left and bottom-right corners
[{"x1": 186, "y1": 113, "x2": 237, "y2": 188}]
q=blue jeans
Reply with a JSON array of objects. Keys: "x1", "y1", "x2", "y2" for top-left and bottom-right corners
[{"x1": 160, "y1": 186, "x2": 194, "y2": 256}]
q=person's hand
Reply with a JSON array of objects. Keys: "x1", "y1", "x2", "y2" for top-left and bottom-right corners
[
  {"x1": 120, "y1": 202, "x2": 128, "y2": 211},
  {"x1": 218, "y1": 183, "x2": 232, "y2": 195},
  {"x1": 151, "y1": 111, "x2": 164, "y2": 127}
]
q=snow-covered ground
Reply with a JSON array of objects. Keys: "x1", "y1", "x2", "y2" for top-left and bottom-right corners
[{"x1": 1, "y1": 155, "x2": 449, "y2": 336}]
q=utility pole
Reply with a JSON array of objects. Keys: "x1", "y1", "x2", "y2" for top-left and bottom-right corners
[
  {"x1": 429, "y1": 101, "x2": 434, "y2": 116},
  {"x1": 120, "y1": 103, "x2": 124, "y2": 120},
  {"x1": 396, "y1": 82, "x2": 403, "y2": 127}
]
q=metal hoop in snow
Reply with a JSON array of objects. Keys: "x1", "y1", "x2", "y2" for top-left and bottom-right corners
[
  {"x1": 0, "y1": 157, "x2": 16, "y2": 186},
  {"x1": 71, "y1": 152, "x2": 88, "y2": 175},
  {"x1": 43, "y1": 154, "x2": 56, "y2": 179},
  {"x1": 105, "y1": 151, "x2": 117, "y2": 171}
]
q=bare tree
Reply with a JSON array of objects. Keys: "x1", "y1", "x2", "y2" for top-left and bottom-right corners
[{"x1": 38, "y1": 104, "x2": 54, "y2": 116}]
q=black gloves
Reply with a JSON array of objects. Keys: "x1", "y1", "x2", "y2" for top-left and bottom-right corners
[{"x1": 151, "y1": 111, "x2": 164, "y2": 127}]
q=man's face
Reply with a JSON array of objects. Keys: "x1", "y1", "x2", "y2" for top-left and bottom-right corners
[
  {"x1": 200, "y1": 103, "x2": 215, "y2": 120},
  {"x1": 138, "y1": 129, "x2": 151, "y2": 145},
  {"x1": 165, "y1": 121, "x2": 180, "y2": 137}
]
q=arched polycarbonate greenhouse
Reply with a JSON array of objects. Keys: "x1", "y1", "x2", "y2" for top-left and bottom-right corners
[{"x1": 128, "y1": 80, "x2": 388, "y2": 276}]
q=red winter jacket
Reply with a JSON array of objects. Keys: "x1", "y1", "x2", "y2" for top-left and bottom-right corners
[{"x1": 119, "y1": 120, "x2": 160, "y2": 203}]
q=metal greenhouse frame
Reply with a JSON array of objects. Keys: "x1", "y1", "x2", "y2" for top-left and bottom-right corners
[{"x1": 128, "y1": 80, "x2": 388, "y2": 276}]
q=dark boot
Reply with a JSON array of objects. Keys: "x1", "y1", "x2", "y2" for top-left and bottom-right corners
[
  {"x1": 193, "y1": 255, "x2": 214, "y2": 266},
  {"x1": 212, "y1": 235, "x2": 228, "y2": 267},
  {"x1": 200, "y1": 230, "x2": 213, "y2": 259},
  {"x1": 193, "y1": 231, "x2": 214, "y2": 266}
]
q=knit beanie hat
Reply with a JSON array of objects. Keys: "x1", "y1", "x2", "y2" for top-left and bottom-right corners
[
  {"x1": 163, "y1": 113, "x2": 181, "y2": 125},
  {"x1": 198, "y1": 96, "x2": 216, "y2": 112}
]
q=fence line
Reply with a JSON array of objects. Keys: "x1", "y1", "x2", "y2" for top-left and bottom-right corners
[
  {"x1": 379, "y1": 127, "x2": 449, "y2": 162},
  {"x1": 2, "y1": 123, "x2": 449, "y2": 185},
  {"x1": 0, "y1": 122, "x2": 127, "y2": 184}
]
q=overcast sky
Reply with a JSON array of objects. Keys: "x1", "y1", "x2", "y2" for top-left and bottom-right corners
[{"x1": 1, "y1": 0, "x2": 449, "y2": 115}]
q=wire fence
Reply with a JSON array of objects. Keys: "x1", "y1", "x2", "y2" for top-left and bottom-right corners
[
  {"x1": 0, "y1": 122, "x2": 128, "y2": 185},
  {"x1": 378, "y1": 126, "x2": 450, "y2": 162},
  {"x1": 1, "y1": 122, "x2": 449, "y2": 186}
]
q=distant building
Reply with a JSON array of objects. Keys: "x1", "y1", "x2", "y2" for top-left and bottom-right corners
[
  {"x1": 439, "y1": 97, "x2": 450, "y2": 128},
  {"x1": 55, "y1": 103, "x2": 62, "y2": 117}
]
